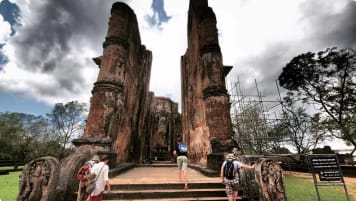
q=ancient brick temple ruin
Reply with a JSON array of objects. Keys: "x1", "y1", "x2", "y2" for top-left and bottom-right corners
[
  {"x1": 17, "y1": 1, "x2": 287, "y2": 201},
  {"x1": 73, "y1": 2, "x2": 154, "y2": 164},
  {"x1": 72, "y1": 3, "x2": 181, "y2": 164},
  {"x1": 181, "y1": 0, "x2": 234, "y2": 166},
  {"x1": 150, "y1": 97, "x2": 181, "y2": 154},
  {"x1": 17, "y1": 3, "x2": 182, "y2": 200}
]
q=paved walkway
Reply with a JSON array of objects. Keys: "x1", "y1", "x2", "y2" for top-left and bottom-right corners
[{"x1": 110, "y1": 166, "x2": 220, "y2": 185}]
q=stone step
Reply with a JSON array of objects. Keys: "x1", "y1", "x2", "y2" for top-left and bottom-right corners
[
  {"x1": 111, "y1": 182, "x2": 224, "y2": 190},
  {"x1": 102, "y1": 164, "x2": 250, "y2": 201},
  {"x1": 109, "y1": 163, "x2": 136, "y2": 178},
  {"x1": 150, "y1": 152, "x2": 173, "y2": 161},
  {"x1": 102, "y1": 181, "x2": 227, "y2": 200},
  {"x1": 103, "y1": 188, "x2": 226, "y2": 200},
  {"x1": 103, "y1": 196, "x2": 243, "y2": 201},
  {"x1": 137, "y1": 162, "x2": 175, "y2": 168}
]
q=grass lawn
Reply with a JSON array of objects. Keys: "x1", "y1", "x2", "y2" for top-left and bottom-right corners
[
  {"x1": 0, "y1": 171, "x2": 21, "y2": 201},
  {"x1": 285, "y1": 174, "x2": 356, "y2": 201}
]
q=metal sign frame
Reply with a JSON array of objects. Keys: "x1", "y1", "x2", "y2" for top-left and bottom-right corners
[{"x1": 307, "y1": 154, "x2": 350, "y2": 201}]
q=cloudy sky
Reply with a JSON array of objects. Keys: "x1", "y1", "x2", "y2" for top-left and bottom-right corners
[{"x1": 0, "y1": 0, "x2": 355, "y2": 123}]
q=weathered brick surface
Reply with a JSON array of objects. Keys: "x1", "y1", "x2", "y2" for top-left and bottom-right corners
[
  {"x1": 181, "y1": 0, "x2": 233, "y2": 165},
  {"x1": 82, "y1": 2, "x2": 182, "y2": 164},
  {"x1": 84, "y1": 2, "x2": 153, "y2": 163},
  {"x1": 151, "y1": 97, "x2": 181, "y2": 153}
]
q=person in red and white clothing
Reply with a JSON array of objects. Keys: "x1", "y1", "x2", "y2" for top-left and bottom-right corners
[{"x1": 88, "y1": 155, "x2": 111, "y2": 201}]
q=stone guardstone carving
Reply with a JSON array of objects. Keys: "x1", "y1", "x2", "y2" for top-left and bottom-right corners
[
  {"x1": 255, "y1": 158, "x2": 287, "y2": 201},
  {"x1": 17, "y1": 157, "x2": 60, "y2": 201},
  {"x1": 235, "y1": 155, "x2": 259, "y2": 200}
]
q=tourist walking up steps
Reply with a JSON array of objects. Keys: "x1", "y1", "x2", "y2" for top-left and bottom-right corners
[
  {"x1": 76, "y1": 155, "x2": 99, "y2": 201},
  {"x1": 173, "y1": 136, "x2": 189, "y2": 190},
  {"x1": 221, "y1": 153, "x2": 255, "y2": 201},
  {"x1": 88, "y1": 155, "x2": 111, "y2": 201}
]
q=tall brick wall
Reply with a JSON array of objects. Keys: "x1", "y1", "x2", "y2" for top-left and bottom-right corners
[
  {"x1": 151, "y1": 97, "x2": 181, "y2": 153},
  {"x1": 83, "y1": 2, "x2": 153, "y2": 163},
  {"x1": 181, "y1": 0, "x2": 233, "y2": 165}
]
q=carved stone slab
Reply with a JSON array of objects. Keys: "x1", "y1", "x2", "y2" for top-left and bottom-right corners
[
  {"x1": 17, "y1": 157, "x2": 60, "y2": 201},
  {"x1": 255, "y1": 158, "x2": 287, "y2": 201}
]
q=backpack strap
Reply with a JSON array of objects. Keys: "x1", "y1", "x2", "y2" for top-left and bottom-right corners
[{"x1": 93, "y1": 163, "x2": 105, "y2": 180}]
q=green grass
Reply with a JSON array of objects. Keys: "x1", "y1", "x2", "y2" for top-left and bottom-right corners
[
  {"x1": 285, "y1": 174, "x2": 356, "y2": 201},
  {"x1": 0, "y1": 171, "x2": 21, "y2": 201}
]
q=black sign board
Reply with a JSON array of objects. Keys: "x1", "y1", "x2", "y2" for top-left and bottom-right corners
[
  {"x1": 308, "y1": 154, "x2": 350, "y2": 201},
  {"x1": 309, "y1": 154, "x2": 341, "y2": 181},
  {"x1": 319, "y1": 170, "x2": 342, "y2": 181}
]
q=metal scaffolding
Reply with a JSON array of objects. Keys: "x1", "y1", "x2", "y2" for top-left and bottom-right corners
[{"x1": 228, "y1": 78, "x2": 286, "y2": 153}]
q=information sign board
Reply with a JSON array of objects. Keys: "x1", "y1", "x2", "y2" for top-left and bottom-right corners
[
  {"x1": 308, "y1": 154, "x2": 350, "y2": 201},
  {"x1": 309, "y1": 154, "x2": 341, "y2": 181}
]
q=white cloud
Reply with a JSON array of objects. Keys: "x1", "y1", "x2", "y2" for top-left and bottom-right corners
[
  {"x1": 0, "y1": 15, "x2": 11, "y2": 44},
  {"x1": 0, "y1": 0, "x2": 110, "y2": 106},
  {"x1": 102, "y1": 1, "x2": 188, "y2": 104}
]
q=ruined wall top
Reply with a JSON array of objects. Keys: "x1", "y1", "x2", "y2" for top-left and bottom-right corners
[
  {"x1": 188, "y1": 0, "x2": 208, "y2": 11},
  {"x1": 105, "y1": 2, "x2": 142, "y2": 48},
  {"x1": 111, "y1": 2, "x2": 134, "y2": 15},
  {"x1": 96, "y1": 2, "x2": 151, "y2": 84},
  {"x1": 154, "y1": 96, "x2": 179, "y2": 114},
  {"x1": 187, "y1": 0, "x2": 219, "y2": 57},
  {"x1": 189, "y1": 0, "x2": 216, "y2": 22}
]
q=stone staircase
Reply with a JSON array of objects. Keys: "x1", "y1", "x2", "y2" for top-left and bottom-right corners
[
  {"x1": 101, "y1": 161, "x2": 249, "y2": 201},
  {"x1": 150, "y1": 151, "x2": 173, "y2": 162},
  {"x1": 102, "y1": 182, "x2": 228, "y2": 201}
]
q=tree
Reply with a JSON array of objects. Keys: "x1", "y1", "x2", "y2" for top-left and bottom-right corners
[
  {"x1": 278, "y1": 98, "x2": 324, "y2": 158},
  {"x1": 0, "y1": 112, "x2": 48, "y2": 162},
  {"x1": 267, "y1": 123, "x2": 291, "y2": 154},
  {"x1": 233, "y1": 103, "x2": 282, "y2": 154},
  {"x1": 47, "y1": 101, "x2": 87, "y2": 159},
  {"x1": 278, "y1": 47, "x2": 356, "y2": 154}
]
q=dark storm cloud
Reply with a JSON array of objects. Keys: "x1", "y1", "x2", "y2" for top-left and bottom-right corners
[
  {"x1": 232, "y1": 43, "x2": 292, "y2": 100},
  {"x1": 12, "y1": 0, "x2": 112, "y2": 71},
  {"x1": 145, "y1": 0, "x2": 172, "y2": 28},
  {"x1": 232, "y1": 0, "x2": 356, "y2": 102},
  {"x1": 300, "y1": 0, "x2": 356, "y2": 49},
  {"x1": 0, "y1": 44, "x2": 8, "y2": 67},
  {"x1": 7, "y1": 0, "x2": 125, "y2": 97},
  {"x1": 31, "y1": 56, "x2": 97, "y2": 97}
]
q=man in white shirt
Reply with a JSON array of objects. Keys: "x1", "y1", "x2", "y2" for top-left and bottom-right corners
[
  {"x1": 89, "y1": 155, "x2": 111, "y2": 201},
  {"x1": 221, "y1": 153, "x2": 255, "y2": 201}
]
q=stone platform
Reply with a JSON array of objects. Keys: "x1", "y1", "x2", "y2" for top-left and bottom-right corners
[
  {"x1": 103, "y1": 164, "x2": 248, "y2": 201},
  {"x1": 110, "y1": 165, "x2": 219, "y2": 185}
]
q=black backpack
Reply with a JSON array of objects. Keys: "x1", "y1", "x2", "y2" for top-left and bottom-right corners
[{"x1": 223, "y1": 160, "x2": 235, "y2": 179}]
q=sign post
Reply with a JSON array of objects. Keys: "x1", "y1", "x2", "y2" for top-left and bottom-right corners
[{"x1": 308, "y1": 154, "x2": 350, "y2": 201}]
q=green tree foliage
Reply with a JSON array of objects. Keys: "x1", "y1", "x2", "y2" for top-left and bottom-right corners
[
  {"x1": 0, "y1": 113, "x2": 48, "y2": 161},
  {"x1": 0, "y1": 101, "x2": 87, "y2": 162},
  {"x1": 278, "y1": 47, "x2": 356, "y2": 154},
  {"x1": 47, "y1": 101, "x2": 87, "y2": 159}
]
